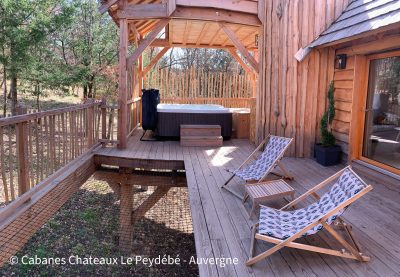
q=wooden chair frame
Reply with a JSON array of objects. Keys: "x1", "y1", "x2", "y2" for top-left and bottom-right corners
[
  {"x1": 246, "y1": 166, "x2": 373, "y2": 266},
  {"x1": 221, "y1": 135, "x2": 294, "y2": 199}
]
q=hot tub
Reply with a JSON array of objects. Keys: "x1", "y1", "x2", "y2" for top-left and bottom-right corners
[{"x1": 156, "y1": 104, "x2": 232, "y2": 138}]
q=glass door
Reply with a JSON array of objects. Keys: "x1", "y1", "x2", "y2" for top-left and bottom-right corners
[{"x1": 362, "y1": 55, "x2": 400, "y2": 172}]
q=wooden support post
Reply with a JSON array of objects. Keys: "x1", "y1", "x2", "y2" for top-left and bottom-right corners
[
  {"x1": 119, "y1": 168, "x2": 133, "y2": 254},
  {"x1": 138, "y1": 53, "x2": 143, "y2": 125},
  {"x1": 118, "y1": 17, "x2": 129, "y2": 149},
  {"x1": 86, "y1": 99, "x2": 94, "y2": 147},
  {"x1": 16, "y1": 105, "x2": 29, "y2": 195},
  {"x1": 101, "y1": 98, "x2": 107, "y2": 142}
]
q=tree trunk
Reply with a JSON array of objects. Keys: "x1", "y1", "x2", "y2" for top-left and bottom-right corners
[
  {"x1": 2, "y1": 68, "x2": 6, "y2": 117},
  {"x1": 87, "y1": 75, "x2": 95, "y2": 98},
  {"x1": 83, "y1": 85, "x2": 88, "y2": 99},
  {"x1": 35, "y1": 82, "x2": 41, "y2": 111},
  {"x1": 10, "y1": 76, "x2": 17, "y2": 116}
]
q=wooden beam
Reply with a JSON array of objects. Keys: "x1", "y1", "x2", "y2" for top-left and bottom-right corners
[
  {"x1": 176, "y1": 0, "x2": 258, "y2": 15},
  {"x1": 118, "y1": 4, "x2": 168, "y2": 19},
  {"x1": 138, "y1": 20, "x2": 159, "y2": 36},
  {"x1": 222, "y1": 26, "x2": 242, "y2": 46},
  {"x1": 99, "y1": 0, "x2": 119, "y2": 14},
  {"x1": 150, "y1": 39, "x2": 258, "y2": 50},
  {"x1": 171, "y1": 7, "x2": 261, "y2": 26},
  {"x1": 336, "y1": 34, "x2": 400, "y2": 55},
  {"x1": 128, "y1": 23, "x2": 140, "y2": 44},
  {"x1": 227, "y1": 48, "x2": 252, "y2": 74},
  {"x1": 143, "y1": 47, "x2": 170, "y2": 75},
  {"x1": 167, "y1": 0, "x2": 176, "y2": 16},
  {"x1": 93, "y1": 170, "x2": 187, "y2": 188},
  {"x1": 127, "y1": 19, "x2": 170, "y2": 69},
  {"x1": 219, "y1": 22, "x2": 259, "y2": 73},
  {"x1": 258, "y1": 0, "x2": 265, "y2": 21},
  {"x1": 118, "y1": 18, "x2": 129, "y2": 149},
  {"x1": 131, "y1": 186, "x2": 171, "y2": 224},
  {"x1": 120, "y1": 6, "x2": 261, "y2": 26}
]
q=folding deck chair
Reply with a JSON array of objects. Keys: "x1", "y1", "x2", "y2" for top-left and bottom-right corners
[
  {"x1": 246, "y1": 166, "x2": 373, "y2": 266},
  {"x1": 221, "y1": 135, "x2": 293, "y2": 199}
]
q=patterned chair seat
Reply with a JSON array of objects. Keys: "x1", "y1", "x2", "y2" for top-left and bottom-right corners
[
  {"x1": 258, "y1": 169, "x2": 365, "y2": 239},
  {"x1": 231, "y1": 135, "x2": 292, "y2": 181}
]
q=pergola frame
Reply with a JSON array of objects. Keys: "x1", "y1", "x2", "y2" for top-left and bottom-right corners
[{"x1": 101, "y1": 0, "x2": 263, "y2": 148}]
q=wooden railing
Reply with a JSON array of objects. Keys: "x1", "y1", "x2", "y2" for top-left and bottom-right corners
[
  {"x1": 127, "y1": 97, "x2": 141, "y2": 138},
  {"x1": 0, "y1": 99, "x2": 116, "y2": 207}
]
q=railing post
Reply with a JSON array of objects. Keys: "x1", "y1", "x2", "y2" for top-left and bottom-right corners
[
  {"x1": 101, "y1": 98, "x2": 107, "y2": 143},
  {"x1": 16, "y1": 104, "x2": 29, "y2": 195},
  {"x1": 86, "y1": 99, "x2": 94, "y2": 147}
]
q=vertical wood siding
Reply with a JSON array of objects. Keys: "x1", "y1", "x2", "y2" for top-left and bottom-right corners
[{"x1": 256, "y1": 0, "x2": 350, "y2": 157}]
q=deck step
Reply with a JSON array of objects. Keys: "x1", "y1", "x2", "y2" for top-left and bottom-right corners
[
  {"x1": 180, "y1": 124, "x2": 221, "y2": 137},
  {"x1": 180, "y1": 135, "x2": 223, "y2": 147}
]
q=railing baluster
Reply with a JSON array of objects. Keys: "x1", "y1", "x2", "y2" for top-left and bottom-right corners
[
  {"x1": 0, "y1": 126, "x2": 10, "y2": 203},
  {"x1": 8, "y1": 128, "x2": 15, "y2": 200}
]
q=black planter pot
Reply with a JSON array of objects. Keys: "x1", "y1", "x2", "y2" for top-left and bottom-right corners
[{"x1": 314, "y1": 144, "x2": 342, "y2": 166}]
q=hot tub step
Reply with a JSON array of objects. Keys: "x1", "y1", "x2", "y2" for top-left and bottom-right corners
[
  {"x1": 180, "y1": 125, "x2": 221, "y2": 137},
  {"x1": 181, "y1": 136, "x2": 223, "y2": 147}
]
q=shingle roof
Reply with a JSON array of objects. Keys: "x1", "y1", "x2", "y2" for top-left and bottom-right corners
[{"x1": 295, "y1": 0, "x2": 400, "y2": 61}]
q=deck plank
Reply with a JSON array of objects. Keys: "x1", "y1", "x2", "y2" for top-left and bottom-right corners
[{"x1": 93, "y1": 131, "x2": 400, "y2": 277}]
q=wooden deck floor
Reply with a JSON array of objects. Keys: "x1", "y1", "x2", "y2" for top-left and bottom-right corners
[{"x1": 95, "y1": 130, "x2": 400, "y2": 277}]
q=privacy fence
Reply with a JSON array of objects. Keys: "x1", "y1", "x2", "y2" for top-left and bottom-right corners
[{"x1": 144, "y1": 67, "x2": 254, "y2": 108}]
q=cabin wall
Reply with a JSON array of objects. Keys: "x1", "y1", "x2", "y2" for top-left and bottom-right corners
[
  {"x1": 332, "y1": 55, "x2": 354, "y2": 158},
  {"x1": 256, "y1": 0, "x2": 350, "y2": 157}
]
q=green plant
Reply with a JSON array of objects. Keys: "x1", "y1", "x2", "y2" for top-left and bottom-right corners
[{"x1": 320, "y1": 81, "x2": 336, "y2": 147}]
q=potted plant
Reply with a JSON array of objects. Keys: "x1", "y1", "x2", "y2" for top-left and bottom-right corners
[{"x1": 314, "y1": 81, "x2": 342, "y2": 166}]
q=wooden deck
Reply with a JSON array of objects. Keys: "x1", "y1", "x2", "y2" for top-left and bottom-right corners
[{"x1": 95, "y1": 130, "x2": 400, "y2": 277}]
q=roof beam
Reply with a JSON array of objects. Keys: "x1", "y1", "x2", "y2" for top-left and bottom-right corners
[
  {"x1": 222, "y1": 26, "x2": 242, "y2": 46},
  {"x1": 118, "y1": 6, "x2": 260, "y2": 26},
  {"x1": 118, "y1": 4, "x2": 168, "y2": 19},
  {"x1": 143, "y1": 47, "x2": 171, "y2": 75},
  {"x1": 99, "y1": 0, "x2": 119, "y2": 14},
  {"x1": 127, "y1": 19, "x2": 171, "y2": 69},
  {"x1": 150, "y1": 39, "x2": 258, "y2": 50},
  {"x1": 219, "y1": 22, "x2": 259, "y2": 73},
  {"x1": 175, "y1": 0, "x2": 258, "y2": 15},
  {"x1": 172, "y1": 7, "x2": 261, "y2": 26}
]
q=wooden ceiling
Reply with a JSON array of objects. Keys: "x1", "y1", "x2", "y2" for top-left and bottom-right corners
[{"x1": 105, "y1": 0, "x2": 261, "y2": 50}]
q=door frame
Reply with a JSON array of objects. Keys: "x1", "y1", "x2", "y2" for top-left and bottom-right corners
[{"x1": 349, "y1": 50, "x2": 400, "y2": 175}]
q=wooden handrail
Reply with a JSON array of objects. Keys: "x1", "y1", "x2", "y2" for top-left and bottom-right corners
[
  {"x1": 0, "y1": 101, "x2": 102, "y2": 127},
  {"x1": 127, "y1": 97, "x2": 141, "y2": 104}
]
